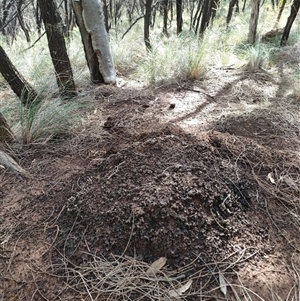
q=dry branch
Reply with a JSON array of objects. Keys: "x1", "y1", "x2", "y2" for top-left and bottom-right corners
[{"x1": 0, "y1": 149, "x2": 28, "y2": 177}]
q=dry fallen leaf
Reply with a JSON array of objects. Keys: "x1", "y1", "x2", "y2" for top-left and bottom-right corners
[
  {"x1": 219, "y1": 272, "x2": 227, "y2": 296},
  {"x1": 145, "y1": 257, "x2": 167, "y2": 275},
  {"x1": 168, "y1": 279, "x2": 193, "y2": 297},
  {"x1": 267, "y1": 172, "x2": 276, "y2": 184}
]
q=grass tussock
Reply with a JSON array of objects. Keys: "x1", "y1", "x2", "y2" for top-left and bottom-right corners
[
  {"x1": 136, "y1": 34, "x2": 208, "y2": 84},
  {"x1": 0, "y1": 34, "x2": 83, "y2": 144},
  {"x1": 13, "y1": 96, "x2": 81, "y2": 144}
]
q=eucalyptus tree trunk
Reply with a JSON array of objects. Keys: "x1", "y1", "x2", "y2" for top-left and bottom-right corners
[
  {"x1": 199, "y1": 0, "x2": 211, "y2": 35},
  {"x1": 226, "y1": 0, "x2": 239, "y2": 26},
  {"x1": 198, "y1": 0, "x2": 219, "y2": 34},
  {"x1": 152, "y1": 5, "x2": 157, "y2": 28},
  {"x1": 162, "y1": 0, "x2": 169, "y2": 36},
  {"x1": 38, "y1": 0, "x2": 77, "y2": 98},
  {"x1": 144, "y1": 0, "x2": 152, "y2": 51},
  {"x1": 280, "y1": 0, "x2": 300, "y2": 46},
  {"x1": 248, "y1": 0, "x2": 260, "y2": 44},
  {"x1": 188, "y1": 0, "x2": 195, "y2": 30},
  {"x1": 176, "y1": 0, "x2": 183, "y2": 34},
  {"x1": 72, "y1": 0, "x2": 104, "y2": 83},
  {"x1": 17, "y1": 0, "x2": 30, "y2": 42},
  {"x1": 192, "y1": 0, "x2": 202, "y2": 33},
  {"x1": 102, "y1": 0, "x2": 110, "y2": 31},
  {"x1": 0, "y1": 112, "x2": 14, "y2": 143},
  {"x1": 0, "y1": 45, "x2": 37, "y2": 105},
  {"x1": 73, "y1": 0, "x2": 116, "y2": 84},
  {"x1": 274, "y1": 0, "x2": 287, "y2": 28}
]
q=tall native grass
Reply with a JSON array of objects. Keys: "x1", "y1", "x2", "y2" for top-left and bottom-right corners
[
  {"x1": 110, "y1": 2, "x2": 292, "y2": 84},
  {"x1": 135, "y1": 33, "x2": 209, "y2": 84},
  {"x1": 13, "y1": 96, "x2": 81, "y2": 144}
]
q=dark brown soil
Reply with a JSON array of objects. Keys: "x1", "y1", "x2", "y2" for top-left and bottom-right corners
[{"x1": 1, "y1": 71, "x2": 300, "y2": 300}]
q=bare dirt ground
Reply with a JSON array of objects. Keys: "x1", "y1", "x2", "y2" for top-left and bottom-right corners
[{"x1": 1, "y1": 68, "x2": 300, "y2": 300}]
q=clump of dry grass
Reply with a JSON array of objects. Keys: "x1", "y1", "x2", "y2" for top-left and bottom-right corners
[
  {"x1": 64, "y1": 254, "x2": 197, "y2": 301},
  {"x1": 12, "y1": 96, "x2": 81, "y2": 144},
  {"x1": 39, "y1": 247, "x2": 299, "y2": 301},
  {"x1": 40, "y1": 248, "x2": 270, "y2": 301}
]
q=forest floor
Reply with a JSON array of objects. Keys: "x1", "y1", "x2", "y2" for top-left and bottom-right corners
[{"x1": 1, "y1": 67, "x2": 300, "y2": 300}]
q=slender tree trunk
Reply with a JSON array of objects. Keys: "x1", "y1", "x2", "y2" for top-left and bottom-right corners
[
  {"x1": 162, "y1": 0, "x2": 169, "y2": 36},
  {"x1": 152, "y1": 6, "x2": 156, "y2": 28},
  {"x1": 242, "y1": 0, "x2": 247, "y2": 12},
  {"x1": 176, "y1": 0, "x2": 183, "y2": 34},
  {"x1": 236, "y1": 1, "x2": 240, "y2": 12},
  {"x1": 72, "y1": 0, "x2": 104, "y2": 83},
  {"x1": 35, "y1": 0, "x2": 42, "y2": 35},
  {"x1": 226, "y1": 0, "x2": 238, "y2": 26},
  {"x1": 102, "y1": 0, "x2": 110, "y2": 32},
  {"x1": 248, "y1": 0, "x2": 260, "y2": 44},
  {"x1": 192, "y1": 0, "x2": 203, "y2": 32},
  {"x1": 127, "y1": 0, "x2": 137, "y2": 25},
  {"x1": 144, "y1": 0, "x2": 152, "y2": 51},
  {"x1": 64, "y1": 0, "x2": 69, "y2": 35},
  {"x1": 274, "y1": 0, "x2": 287, "y2": 28},
  {"x1": 110, "y1": 0, "x2": 113, "y2": 16},
  {"x1": 280, "y1": 0, "x2": 300, "y2": 46},
  {"x1": 0, "y1": 45, "x2": 37, "y2": 105},
  {"x1": 199, "y1": 0, "x2": 211, "y2": 35},
  {"x1": 170, "y1": 0, "x2": 174, "y2": 24},
  {"x1": 0, "y1": 112, "x2": 14, "y2": 142},
  {"x1": 37, "y1": 0, "x2": 77, "y2": 98},
  {"x1": 189, "y1": 0, "x2": 195, "y2": 30},
  {"x1": 199, "y1": 0, "x2": 219, "y2": 34},
  {"x1": 17, "y1": 0, "x2": 30, "y2": 42}
]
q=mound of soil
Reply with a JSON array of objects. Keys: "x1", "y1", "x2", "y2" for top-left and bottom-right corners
[
  {"x1": 52, "y1": 127, "x2": 259, "y2": 263},
  {"x1": 1, "y1": 73, "x2": 300, "y2": 300}
]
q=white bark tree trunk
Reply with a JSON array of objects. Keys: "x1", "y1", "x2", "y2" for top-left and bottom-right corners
[
  {"x1": 72, "y1": 0, "x2": 103, "y2": 83},
  {"x1": 81, "y1": 0, "x2": 116, "y2": 85}
]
